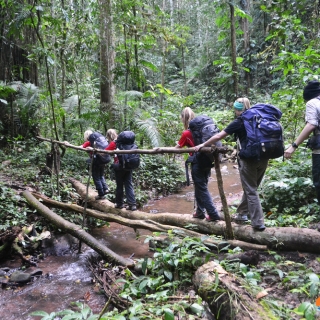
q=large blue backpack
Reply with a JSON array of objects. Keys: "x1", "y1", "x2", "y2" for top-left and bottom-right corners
[
  {"x1": 88, "y1": 132, "x2": 111, "y2": 164},
  {"x1": 189, "y1": 115, "x2": 222, "y2": 167},
  {"x1": 116, "y1": 131, "x2": 140, "y2": 170},
  {"x1": 238, "y1": 103, "x2": 284, "y2": 160}
]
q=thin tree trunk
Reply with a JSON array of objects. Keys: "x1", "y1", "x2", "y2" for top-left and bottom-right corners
[
  {"x1": 229, "y1": 3, "x2": 238, "y2": 97},
  {"x1": 241, "y1": 0, "x2": 251, "y2": 92},
  {"x1": 99, "y1": 0, "x2": 116, "y2": 129},
  {"x1": 214, "y1": 153, "x2": 233, "y2": 239}
]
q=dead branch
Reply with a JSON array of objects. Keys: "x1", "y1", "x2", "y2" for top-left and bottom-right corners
[
  {"x1": 36, "y1": 135, "x2": 230, "y2": 155},
  {"x1": 22, "y1": 190, "x2": 134, "y2": 267}
]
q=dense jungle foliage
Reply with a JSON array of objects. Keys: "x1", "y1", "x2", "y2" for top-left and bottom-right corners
[{"x1": 1, "y1": 0, "x2": 320, "y2": 319}]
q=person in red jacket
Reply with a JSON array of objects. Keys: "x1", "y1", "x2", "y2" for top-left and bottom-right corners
[
  {"x1": 175, "y1": 107, "x2": 221, "y2": 222},
  {"x1": 105, "y1": 129, "x2": 137, "y2": 211}
]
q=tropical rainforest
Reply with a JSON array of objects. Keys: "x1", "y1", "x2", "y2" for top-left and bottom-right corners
[{"x1": 1, "y1": 0, "x2": 320, "y2": 319}]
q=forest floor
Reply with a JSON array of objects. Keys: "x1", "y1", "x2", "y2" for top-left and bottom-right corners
[{"x1": 1, "y1": 165, "x2": 320, "y2": 320}]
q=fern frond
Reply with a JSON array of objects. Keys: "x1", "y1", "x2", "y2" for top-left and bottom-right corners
[
  {"x1": 135, "y1": 118, "x2": 162, "y2": 147},
  {"x1": 62, "y1": 95, "x2": 79, "y2": 112}
]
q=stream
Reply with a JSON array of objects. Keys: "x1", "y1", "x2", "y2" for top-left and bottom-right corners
[{"x1": 0, "y1": 162, "x2": 242, "y2": 320}]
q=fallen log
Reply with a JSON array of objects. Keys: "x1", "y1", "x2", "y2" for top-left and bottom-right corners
[
  {"x1": 193, "y1": 261, "x2": 273, "y2": 320},
  {"x1": 22, "y1": 191, "x2": 134, "y2": 267},
  {"x1": 69, "y1": 178, "x2": 320, "y2": 254},
  {"x1": 31, "y1": 193, "x2": 268, "y2": 252}
]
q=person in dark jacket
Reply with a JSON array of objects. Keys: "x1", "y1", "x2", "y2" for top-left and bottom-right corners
[
  {"x1": 105, "y1": 129, "x2": 137, "y2": 211},
  {"x1": 194, "y1": 98, "x2": 267, "y2": 231},
  {"x1": 81, "y1": 130, "x2": 109, "y2": 200}
]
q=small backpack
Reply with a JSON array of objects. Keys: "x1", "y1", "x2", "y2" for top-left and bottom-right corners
[
  {"x1": 189, "y1": 115, "x2": 222, "y2": 167},
  {"x1": 88, "y1": 132, "x2": 111, "y2": 164},
  {"x1": 238, "y1": 103, "x2": 284, "y2": 160},
  {"x1": 116, "y1": 131, "x2": 140, "y2": 170}
]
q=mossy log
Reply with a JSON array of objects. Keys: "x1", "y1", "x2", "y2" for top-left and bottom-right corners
[
  {"x1": 22, "y1": 190, "x2": 134, "y2": 267},
  {"x1": 193, "y1": 261, "x2": 273, "y2": 320},
  {"x1": 70, "y1": 178, "x2": 320, "y2": 254}
]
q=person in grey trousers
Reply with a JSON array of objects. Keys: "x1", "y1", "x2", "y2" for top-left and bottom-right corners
[{"x1": 194, "y1": 97, "x2": 267, "y2": 231}]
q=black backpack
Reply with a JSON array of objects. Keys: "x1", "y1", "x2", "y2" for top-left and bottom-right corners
[
  {"x1": 238, "y1": 103, "x2": 284, "y2": 160},
  {"x1": 189, "y1": 115, "x2": 222, "y2": 167},
  {"x1": 116, "y1": 131, "x2": 140, "y2": 170},
  {"x1": 88, "y1": 132, "x2": 111, "y2": 164}
]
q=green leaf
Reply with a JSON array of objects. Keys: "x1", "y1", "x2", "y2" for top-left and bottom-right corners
[
  {"x1": 164, "y1": 309, "x2": 174, "y2": 320},
  {"x1": 190, "y1": 303, "x2": 204, "y2": 316},
  {"x1": 309, "y1": 273, "x2": 319, "y2": 283},
  {"x1": 140, "y1": 59, "x2": 159, "y2": 72},
  {"x1": 164, "y1": 270, "x2": 173, "y2": 281}
]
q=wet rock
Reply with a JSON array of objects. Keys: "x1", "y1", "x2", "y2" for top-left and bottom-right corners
[
  {"x1": 0, "y1": 277, "x2": 9, "y2": 286},
  {"x1": 9, "y1": 271, "x2": 31, "y2": 284},
  {"x1": 0, "y1": 270, "x2": 6, "y2": 276},
  {"x1": 1, "y1": 267, "x2": 10, "y2": 272},
  {"x1": 30, "y1": 269, "x2": 43, "y2": 277}
]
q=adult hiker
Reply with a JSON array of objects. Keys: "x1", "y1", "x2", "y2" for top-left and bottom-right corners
[
  {"x1": 105, "y1": 129, "x2": 137, "y2": 211},
  {"x1": 194, "y1": 98, "x2": 267, "y2": 231},
  {"x1": 80, "y1": 130, "x2": 110, "y2": 200},
  {"x1": 284, "y1": 80, "x2": 320, "y2": 208},
  {"x1": 175, "y1": 107, "x2": 221, "y2": 222}
]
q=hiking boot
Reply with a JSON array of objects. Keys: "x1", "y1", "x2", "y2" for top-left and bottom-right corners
[
  {"x1": 126, "y1": 205, "x2": 137, "y2": 211},
  {"x1": 252, "y1": 225, "x2": 266, "y2": 231},
  {"x1": 233, "y1": 214, "x2": 249, "y2": 222},
  {"x1": 114, "y1": 203, "x2": 124, "y2": 209},
  {"x1": 192, "y1": 211, "x2": 205, "y2": 219},
  {"x1": 103, "y1": 188, "x2": 109, "y2": 195},
  {"x1": 95, "y1": 195, "x2": 106, "y2": 200},
  {"x1": 205, "y1": 215, "x2": 221, "y2": 222}
]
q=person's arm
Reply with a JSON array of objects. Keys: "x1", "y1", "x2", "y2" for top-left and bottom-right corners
[
  {"x1": 105, "y1": 141, "x2": 116, "y2": 150},
  {"x1": 284, "y1": 122, "x2": 316, "y2": 158},
  {"x1": 194, "y1": 130, "x2": 229, "y2": 151}
]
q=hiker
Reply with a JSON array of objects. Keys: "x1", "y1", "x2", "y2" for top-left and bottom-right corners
[
  {"x1": 81, "y1": 130, "x2": 109, "y2": 200},
  {"x1": 105, "y1": 129, "x2": 137, "y2": 211},
  {"x1": 175, "y1": 107, "x2": 221, "y2": 222},
  {"x1": 194, "y1": 98, "x2": 267, "y2": 231},
  {"x1": 284, "y1": 80, "x2": 320, "y2": 206}
]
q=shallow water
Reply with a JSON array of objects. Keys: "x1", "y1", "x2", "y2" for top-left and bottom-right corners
[{"x1": 0, "y1": 162, "x2": 242, "y2": 319}]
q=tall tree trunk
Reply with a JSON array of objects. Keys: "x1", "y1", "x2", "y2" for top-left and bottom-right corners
[
  {"x1": 241, "y1": 0, "x2": 251, "y2": 93},
  {"x1": 100, "y1": 0, "x2": 116, "y2": 130},
  {"x1": 229, "y1": 3, "x2": 238, "y2": 98}
]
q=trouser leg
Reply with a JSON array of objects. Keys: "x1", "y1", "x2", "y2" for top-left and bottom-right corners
[
  {"x1": 92, "y1": 164, "x2": 104, "y2": 196},
  {"x1": 115, "y1": 170, "x2": 125, "y2": 205},
  {"x1": 124, "y1": 170, "x2": 136, "y2": 205},
  {"x1": 238, "y1": 158, "x2": 268, "y2": 227},
  {"x1": 312, "y1": 154, "x2": 320, "y2": 205},
  {"x1": 192, "y1": 163, "x2": 219, "y2": 218}
]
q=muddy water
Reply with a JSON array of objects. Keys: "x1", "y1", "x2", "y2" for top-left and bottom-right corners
[
  {"x1": 142, "y1": 162, "x2": 243, "y2": 215},
  {"x1": 0, "y1": 162, "x2": 242, "y2": 320}
]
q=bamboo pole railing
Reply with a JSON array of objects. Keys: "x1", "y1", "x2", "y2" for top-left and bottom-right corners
[{"x1": 36, "y1": 136, "x2": 230, "y2": 155}]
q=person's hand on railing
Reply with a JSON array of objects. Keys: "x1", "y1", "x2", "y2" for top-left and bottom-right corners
[{"x1": 194, "y1": 143, "x2": 204, "y2": 152}]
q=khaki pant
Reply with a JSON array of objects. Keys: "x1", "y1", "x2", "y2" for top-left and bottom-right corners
[{"x1": 237, "y1": 157, "x2": 268, "y2": 227}]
